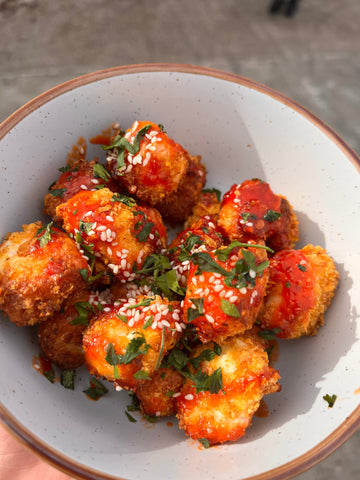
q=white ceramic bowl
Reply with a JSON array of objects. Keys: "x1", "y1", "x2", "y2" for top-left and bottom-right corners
[{"x1": 0, "y1": 64, "x2": 359, "y2": 480}]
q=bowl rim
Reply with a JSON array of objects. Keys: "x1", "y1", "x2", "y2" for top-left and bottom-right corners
[{"x1": 0, "y1": 63, "x2": 359, "y2": 480}]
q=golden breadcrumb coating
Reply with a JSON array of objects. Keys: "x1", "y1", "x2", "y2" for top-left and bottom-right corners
[
  {"x1": 176, "y1": 333, "x2": 280, "y2": 445},
  {"x1": 0, "y1": 222, "x2": 89, "y2": 326},
  {"x1": 135, "y1": 367, "x2": 183, "y2": 417},
  {"x1": 218, "y1": 179, "x2": 299, "y2": 252},
  {"x1": 106, "y1": 121, "x2": 206, "y2": 223},
  {"x1": 56, "y1": 188, "x2": 167, "y2": 283},
  {"x1": 168, "y1": 216, "x2": 224, "y2": 288},
  {"x1": 183, "y1": 242, "x2": 269, "y2": 343},
  {"x1": 44, "y1": 158, "x2": 117, "y2": 223},
  {"x1": 258, "y1": 244, "x2": 339, "y2": 338},
  {"x1": 83, "y1": 295, "x2": 183, "y2": 390},
  {"x1": 184, "y1": 190, "x2": 221, "y2": 229}
]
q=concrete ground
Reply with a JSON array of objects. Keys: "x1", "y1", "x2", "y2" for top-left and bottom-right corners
[{"x1": 0, "y1": 0, "x2": 359, "y2": 479}]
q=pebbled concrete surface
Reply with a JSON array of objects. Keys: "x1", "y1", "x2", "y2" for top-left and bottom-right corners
[{"x1": 0, "y1": 1, "x2": 359, "y2": 479}]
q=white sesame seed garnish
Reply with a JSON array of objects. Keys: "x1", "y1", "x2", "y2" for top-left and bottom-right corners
[
  {"x1": 240, "y1": 287, "x2": 247, "y2": 294},
  {"x1": 106, "y1": 215, "x2": 114, "y2": 222},
  {"x1": 229, "y1": 295, "x2": 238, "y2": 303},
  {"x1": 80, "y1": 184, "x2": 88, "y2": 190},
  {"x1": 91, "y1": 179, "x2": 99, "y2": 184},
  {"x1": 205, "y1": 314, "x2": 215, "y2": 324},
  {"x1": 249, "y1": 269, "x2": 256, "y2": 278},
  {"x1": 107, "y1": 247, "x2": 112, "y2": 255},
  {"x1": 103, "y1": 307, "x2": 111, "y2": 312},
  {"x1": 115, "y1": 385, "x2": 123, "y2": 391},
  {"x1": 172, "y1": 392, "x2": 181, "y2": 398},
  {"x1": 185, "y1": 394, "x2": 194, "y2": 401}
]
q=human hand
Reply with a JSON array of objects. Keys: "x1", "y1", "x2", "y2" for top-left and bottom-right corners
[{"x1": 0, "y1": 423, "x2": 73, "y2": 480}]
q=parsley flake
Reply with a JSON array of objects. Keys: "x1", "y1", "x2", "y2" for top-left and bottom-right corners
[
  {"x1": 61, "y1": 369, "x2": 76, "y2": 390},
  {"x1": 297, "y1": 264, "x2": 307, "y2": 272},
  {"x1": 220, "y1": 298, "x2": 240, "y2": 318},
  {"x1": 199, "y1": 438, "x2": 210, "y2": 449},
  {"x1": 323, "y1": 394, "x2": 337, "y2": 408},
  {"x1": 263, "y1": 210, "x2": 282, "y2": 222},
  {"x1": 50, "y1": 188, "x2": 67, "y2": 198},
  {"x1": 83, "y1": 378, "x2": 108, "y2": 400}
]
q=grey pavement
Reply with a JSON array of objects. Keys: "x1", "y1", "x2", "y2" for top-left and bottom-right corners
[{"x1": 0, "y1": 0, "x2": 359, "y2": 479}]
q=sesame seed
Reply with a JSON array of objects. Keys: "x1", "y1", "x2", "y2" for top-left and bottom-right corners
[
  {"x1": 185, "y1": 394, "x2": 194, "y2": 401},
  {"x1": 172, "y1": 392, "x2": 181, "y2": 398},
  {"x1": 240, "y1": 287, "x2": 247, "y2": 294},
  {"x1": 80, "y1": 184, "x2": 88, "y2": 190},
  {"x1": 225, "y1": 290, "x2": 234, "y2": 298},
  {"x1": 100, "y1": 232, "x2": 107, "y2": 241},
  {"x1": 214, "y1": 285, "x2": 223, "y2": 292},
  {"x1": 103, "y1": 307, "x2": 111, "y2": 312},
  {"x1": 172, "y1": 312, "x2": 180, "y2": 321},
  {"x1": 229, "y1": 295, "x2": 238, "y2": 303},
  {"x1": 107, "y1": 247, "x2": 112, "y2": 255},
  {"x1": 162, "y1": 320, "x2": 170, "y2": 327},
  {"x1": 249, "y1": 269, "x2": 256, "y2": 278},
  {"x1": 91, "y1": 179, "x2": 99, "y2": 184},
  {"x1": 106, "y1": 215, "x2": 114, "y2": 222},
  {"x1": 97, "y1": 225, "x2": 106, "y2": 231},
  {"x1": 115, "y1": 385, "x2": 123, "y2": 391},
  {"x1": 205, "y1": 314, "x2": 215, "y2": 324},
  {"x1": 113, "y1": 265, "x2": 120, "y2": 274},
  {"x1": 175, "y1": 322, "x2": 182, "y2": 332}
]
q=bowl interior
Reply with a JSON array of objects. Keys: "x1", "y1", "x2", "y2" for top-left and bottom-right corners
[{"x1": 0, "y1": 66, "x2": 359, "y2": 480}]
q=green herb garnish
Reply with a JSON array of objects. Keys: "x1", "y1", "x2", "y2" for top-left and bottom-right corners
[
  {"x1": 83, "y1": 378, "x2": 108, "y2": 400},
  {"x1": 61, "y1": 370, "x2": 76, "y2": 390},
  {"x1": 263, "y1": 210, "x2": 281, "y2": 222},
  {"x1": 323, "y1": 394, "x2": 337, "y2": 408}
]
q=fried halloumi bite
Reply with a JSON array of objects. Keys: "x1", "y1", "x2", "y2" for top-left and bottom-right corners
[
  {"x1": 135, "y1": 367, "x2": 183, "y2": 418},
  {"x1": 83, "y1": 295, "x2": 183, "y2": 390},
  {"x1": 168, "y1": 216, "x2": 224, "y2": 288},
  {"x1": 37, "y1": 289, "x2": 113, "y2": 369},
  {"x1": 184, "y1": 189, "x2": 221, "y2": 229},
  {"x1": 175, "y1": 333, "x2": 281, "y2": 445},
  {"x1": 0, "y1": 222, "x2": 89, "y2": 326},
  {"x1": 183, "y1": 242, "x2": 270, "y2": 343},
  {"x1": 56, "y1": 188, "x2": 167, "y2": 283},
  {"x1": 44, "y1": 158, "x2": 117, "y2": 223},
  {"x1": 257, "y1": 245, "x2": 339, "y2": 339},
  {"x1": 106, "y1": 121, "x2": 206, "y2": 223},
  {"x1": 218, "y1": 179, "x2": 299, "y2": 252}
]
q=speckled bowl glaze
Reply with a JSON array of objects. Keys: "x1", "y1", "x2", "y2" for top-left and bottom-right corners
[{"x1": 0, "y1": 64, "x2": 359, "y2": 480}]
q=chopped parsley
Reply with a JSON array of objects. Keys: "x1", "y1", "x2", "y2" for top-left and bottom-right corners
[
  {"x1": 199, "y1": 438, "x2": 210, "y2": 449},
  {"x1": 187, "y1": 297, "x2": 204, "y2": 322},
  {"x1": 79, "y1": 220, "x2": 94, "y2": 235},
  {"x1": 127, "y1": 297, "x2": 154, "y2": 309},
  {"x1": 214, "y1": 241, "x2": 273, "y2": 262},
  {"x1": 36, "y1": 221, "x2": 55, "y2": 248},
  {"x1": 178, "y1": 233, "x2": 204, "y2": 262},
  {"x1": 220, "y1": 299, "x2": 241, "y2": 318},
  {"x1": 111, "y1": 193, "x2": 137, "y2": 207},
  {"x1": 58, "y1": 164, "x2": 71, "y2": 173},
  {"x1": 323, "y1": 394, "x2": 337, "y2": 408},
  {"x1": 263, "y1": 209, "x2": 281, "y2": 222},
  {"x1": 297, "y1": 264, "x2": 307, "y2": 272},
  {"x1": 102, "y1": 123, "x2": 152, "y2": 171},
  {"x1": 133, "y1": 211, "x2": 155, "y2": 242},
  {"x1": 142, "y1": 315, "x2": 154, "y2": 329},
  {"x1": 93, "y1": 163, "x2": 111, "y2": 182},
  {"x1": 83, "y1": 378, "x2": 108, "y2": 400},
  {"x1": 71, "y1": 301, "x2": 95, "y2": 326},
  {"x1": 105, "y1": 334, "x2": 151, "y2": 373},
  {"x1": 50, "y1": 188, "x2": 67, "y2": 198},
  {"x1": 259, "y1": 328, "x2": 282, "y2": 340},
  {"x1": 61, "y1": 369, "x2": 76, "y2": 390},
  {"x1": 133, "y1": 370, "x2": 152, "y2": 380},
  {"x1": 125, "y1": 411, "x2": 137, "y2": 423}
]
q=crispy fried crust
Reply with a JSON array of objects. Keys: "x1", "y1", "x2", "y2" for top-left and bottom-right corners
[
  {"x1": 83, "y1": 296, "x2": 183, "y2": 390},
  {"x1": 44, "y1": 158, "x2": 117, "y2": 222},
  {"x1": 0, "y1": 222, "x2": 88, "y2": 326},
  {"x1": 135, "y1": 367, "x2": 183, "y2": 417},
  {"x1": 107, "y1": 121, "x2": 206, "y2": 223},
  {"x1": 56, "y1": 188, "x2": 167, "y2": 282},
  {"x1": 37, "y1": 291, "x2": 94, "y2": 369},
  {"x1": 176, "y1": 333, "x2": 280, "y2": 445},
  {"x1": 218, "y1": 179, "x2": 299, "y2": 251},
  {"x1": 184, "y1": 190, "x2": 221, "y2": 229},
  {"x1": 183, "y1": 243, "x2": 269, "y2": 343},
  {"x1": 258, "y1": 244, "x2": 339, "y2": 338}
]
